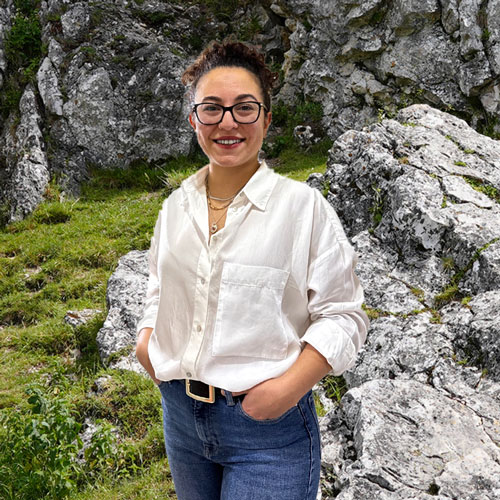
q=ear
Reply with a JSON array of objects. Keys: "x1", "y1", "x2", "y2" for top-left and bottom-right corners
[
  {"x1": 189, "y1": 113, "x2": 197, "y2": 131},
  {"x1": 263, "y1": 112, "x2": 272, "y2": 136}
]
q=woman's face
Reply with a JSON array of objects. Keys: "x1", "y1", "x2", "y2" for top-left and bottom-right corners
[{"x1": 189, "y1": 66, "x2": 271, "y2": 172}]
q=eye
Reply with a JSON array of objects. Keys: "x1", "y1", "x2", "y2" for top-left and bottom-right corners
[
  {"x1": 201, "y1": 104, "x2": 221, "y2": 113},
  {"x1": 234, "y1": 102, "x2": 258, "y2": 113}
]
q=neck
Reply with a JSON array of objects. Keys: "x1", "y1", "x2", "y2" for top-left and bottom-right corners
[{"x1": 207, "y1": 159, "x2": 261, "y2": 198}]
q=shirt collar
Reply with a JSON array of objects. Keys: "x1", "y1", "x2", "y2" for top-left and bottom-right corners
[{"x1": 181, "y1": 160, "x2": 278, "y2": 212}]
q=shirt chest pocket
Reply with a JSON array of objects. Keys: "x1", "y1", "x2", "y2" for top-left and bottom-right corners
[{"x1": 212, "y1": 263, "x2": 290, "y2": 360}]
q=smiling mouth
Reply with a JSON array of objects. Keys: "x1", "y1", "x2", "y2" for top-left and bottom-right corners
[{"x1": 213, "y1": 139, "x2": 245, "y2": 145}]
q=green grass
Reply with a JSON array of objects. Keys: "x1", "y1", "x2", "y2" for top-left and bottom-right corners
[
  {"x1": 0, "y1": 148, "x2": 328, "y2": 498},
  {"x1": 463, "y1": 176, "x2": 500, "y2": 204},
  {"x1": 271, "y1": 145, "x2": 328, "y2": 181},
  {"x1": 70, "y1": 459, "x2": 176, "y2": 499}
]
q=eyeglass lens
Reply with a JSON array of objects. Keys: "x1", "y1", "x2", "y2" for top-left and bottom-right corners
[{"x1": 196, "y1": 102, "x2": 261, "y2": 124}]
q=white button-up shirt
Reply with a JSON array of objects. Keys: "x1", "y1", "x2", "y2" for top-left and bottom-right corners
[{"x1": 137, "y1": 161, "x2": 369, "y2": 392}]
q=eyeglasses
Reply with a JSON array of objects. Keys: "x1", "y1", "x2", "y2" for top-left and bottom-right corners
[{"x1": 192, "y1": 101, "x2": 268, "y2": 125}]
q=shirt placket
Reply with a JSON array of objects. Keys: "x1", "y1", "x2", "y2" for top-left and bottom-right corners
[
  {"x1": 181, "y1": 245, "x2": 211, "y2": 379},
  {"x1": 180, "y1": 195, "x2": 249, "y2": 380}
]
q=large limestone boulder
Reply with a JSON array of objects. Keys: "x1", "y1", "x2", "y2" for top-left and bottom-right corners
[
  {"x1": 0, "y1": 85, "x2": 50, "y2": 222},
  {"x1": 274, "y1": 0, "x2": 500, "y2": 139},
  {"x1": 96, "y1": 250, "x2": 148, "y2": 374},
  {"x1": 309, "y1": 104, "x2": 500, "y2": 498}
]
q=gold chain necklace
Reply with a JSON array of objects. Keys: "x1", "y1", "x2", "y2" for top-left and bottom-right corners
[
  {"x1": 209, "y1": 208, "x2": 227, "y2": 234},
  {"x1": 207, "y1": 197, "x2": 232, "y2": 211},
  {"x1": 205, "y1": 177, "x2": 230, "y2": 234}
]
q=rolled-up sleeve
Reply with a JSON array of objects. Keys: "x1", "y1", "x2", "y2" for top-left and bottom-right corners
[
  {"x1": 136, "y1": 210, "x2": 162, "y2": 335},
  {"x1": 301, "y1": 194, "x2": 369, "y2": 374}
]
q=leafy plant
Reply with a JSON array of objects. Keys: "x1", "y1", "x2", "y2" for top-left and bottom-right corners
[
  {"x1": 0, "y1": 382, "x2": 149, "y2": 499},
  {"x1": 321, "y1": 375, "x2": 348, "y2": 403},
  {"x1": 1, "y1": 4, "x2": 43, "y2": 115},
  {"x1": 0, "y1": 386, "x2": 84, "y2": 499},
  {"x1": 4, "y1": 12, "x2": 41, "y2": 67},
  {"x1": 14, "y1": 0, "x2": 39, "y2": 16}
]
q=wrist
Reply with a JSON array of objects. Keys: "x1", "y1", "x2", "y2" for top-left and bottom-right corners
[{"x1": 276, "y1": 372, "x2": 305, "y2": 406}]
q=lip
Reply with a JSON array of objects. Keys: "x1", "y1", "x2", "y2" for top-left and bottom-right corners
[{"x1": 212, "y1": 136, "x2": 245, "y2": 148}]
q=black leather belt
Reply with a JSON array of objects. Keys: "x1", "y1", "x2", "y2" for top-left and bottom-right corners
[{"x1": 185, "y1": 379, "x2": 223, "y2": 403}]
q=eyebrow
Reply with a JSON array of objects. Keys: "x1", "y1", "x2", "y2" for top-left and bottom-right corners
[{"x1": 201, "y1": 93, "x2": 258, "y2": 103}]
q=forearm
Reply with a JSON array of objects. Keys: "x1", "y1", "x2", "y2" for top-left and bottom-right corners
[
  {"x1": 281, "y1": 343, "x2": 332, "y2": 402},
  {"x1": 136, "y1": 327, "x2": 161, "y2": 384}
]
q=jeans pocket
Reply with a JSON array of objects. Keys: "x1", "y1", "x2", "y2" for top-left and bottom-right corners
[
  {"x1": 157, "y1": 380, "x2": 171, "y2": 395},
  {"x1": 236, "y1": 399, "x2": 299, "y2": 424}
]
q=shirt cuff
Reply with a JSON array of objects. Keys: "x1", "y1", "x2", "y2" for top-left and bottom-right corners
[
  {"x1": 301, "y1": 318, "x2": 357, "y2": 375},
  {"x1": 136, "y1": 315, "x2": 157, "y2": 336}
]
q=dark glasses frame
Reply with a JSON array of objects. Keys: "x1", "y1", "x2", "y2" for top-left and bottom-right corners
[{"x1": 192, "y1": 101, "x2": 268, "y2": 125}]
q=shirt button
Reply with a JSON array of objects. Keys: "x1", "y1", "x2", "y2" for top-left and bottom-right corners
[
  {"x1": 186, "y1": 372, "x2": 192, "y2": 378},
  {"x1": 196, "y1": 325, "x2": 202, "y2": 332},
  {"x1": 200, "y1": 278, "x2": 206, "y2": 285}
]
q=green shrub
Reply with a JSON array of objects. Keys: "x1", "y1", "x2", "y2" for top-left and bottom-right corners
[
  {"x1": 0, "y1": 383, "x2": 146, "y2": 499},
  {"x1": 14, "y1": 0, "x2": 39, "y2": 15},
  {"x1": 1, "y1": 6, "x2": 43, "y2": 115},
  {"x1": 0, "y1": 386, "x2": 84, "y2": 499},
  {"x1": 4, "y1": 13, "x2": 42, "y2": 67}
]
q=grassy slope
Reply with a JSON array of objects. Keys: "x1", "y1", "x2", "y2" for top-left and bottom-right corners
[{"x1": 0, "y1": 149, "x2": 327, "y2": 498}]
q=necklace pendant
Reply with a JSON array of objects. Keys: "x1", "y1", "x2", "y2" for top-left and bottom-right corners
[{"x1": 210, "y1": 223, "x2": 218, "y2": 234}]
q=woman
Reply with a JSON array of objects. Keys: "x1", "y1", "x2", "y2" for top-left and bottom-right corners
[{"x1": 136, "y1": 39, "x2": 369, "y2": 500}]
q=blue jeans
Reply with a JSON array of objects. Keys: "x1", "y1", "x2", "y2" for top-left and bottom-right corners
[{"x1": 158, "y1": 379, "x2": 321, "y2": 500}]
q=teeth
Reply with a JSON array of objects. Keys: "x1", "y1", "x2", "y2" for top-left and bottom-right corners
[{"x1": 215, "y1": 139, "x2": 243, "y2": 145}]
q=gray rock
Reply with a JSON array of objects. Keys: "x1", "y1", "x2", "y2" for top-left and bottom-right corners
[
  {"x1": 47, "y1": 38, "x2": 65, "y2": 68},
  {"x1": 441, "y1": 0, "x2": 459, "y2": 35},
  {"x1": 480, "y1": 81, "x2": 500, "y2": 115},
  {"x1": 96, "y1": 250, "x2": 148, "y2": 372},
  {"x1": 461, "y1": 239, "x2": 500, "y2": 295},
  {"x1": 275, "y1": 0, "x2": 500, "y2": 142},
  {"x1": 458, "y1": 0, "x2": 483, "y2": 60},
  {"x1": 445, "y1": 291, "x2": 500, "y2": 380},
  {"x1": 441, "y1": 175, "x2": 496, "y2": 208},
  {"x1": 308, "y1": 105, "x2": 500, "y2": 499},
  {"x1": 37, "y1": 57, "x2": 64, "y2": 116},
  {"x1": 458, "y1": 54, "x2": 492, "y2": 96},
  {"x1": 345, "y1": 313, "x2": 453, "y2": 388},
  {"x1": 328, "y1": 379, "x2": 500, "y2": 500},
  {"x1": 0, "y1": 1, "x2": 13, "y2": 86},
  {"x1": 45, "y1": 2, "x2": 195, "y2": 195},
  {"x1": 1, "y1": 85, "x2": 50, "y2": 223},
  {"x1": 60, "y1": 3, "x2": 91, "y2": 44},
  {"x1": 487, "y1": 0, "x2": 500, "y2": 73},
  {"x1": 293, "y1": 125, "x2": 317, "y2": 147},
  {"x1": 64, "y1": 309, "x2": 102, "y2": 328}
]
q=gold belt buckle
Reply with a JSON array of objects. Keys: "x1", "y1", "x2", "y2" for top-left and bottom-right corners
[{"x1": 186, "y1": 380, "x2": 215, "y2": 403}]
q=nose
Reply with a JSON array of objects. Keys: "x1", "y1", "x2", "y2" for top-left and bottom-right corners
[{"x1": 219, "y1": 109, "x2": 238, "y2": 129}]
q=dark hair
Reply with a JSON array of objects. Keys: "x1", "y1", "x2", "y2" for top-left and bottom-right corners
[{"x1": 182, "y1": 39, "x2": 278, "y2": 111}]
